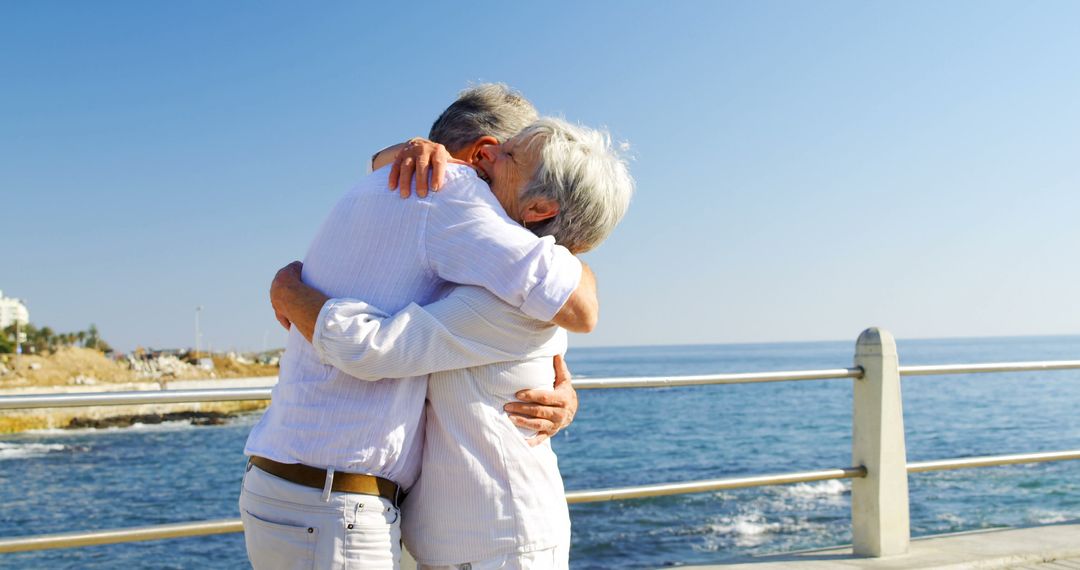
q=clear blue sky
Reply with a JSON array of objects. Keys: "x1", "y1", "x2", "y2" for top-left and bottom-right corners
[{"x1": 3, "y1": 1, "x2": 1078, "y2": 353}]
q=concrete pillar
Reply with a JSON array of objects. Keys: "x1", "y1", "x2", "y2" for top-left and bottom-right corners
[{"x1": 851, "y1": 327, "x2": 910, "y2": 557}]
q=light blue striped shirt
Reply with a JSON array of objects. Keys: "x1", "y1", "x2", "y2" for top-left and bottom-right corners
[
  {"x1": 244, "y1": 164, "x2": 580, "y2": 488},
  {"x1": 311, "y1": 286, "x2": 570, "y2": 564}
]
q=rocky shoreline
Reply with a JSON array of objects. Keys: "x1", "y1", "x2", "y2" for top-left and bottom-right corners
[
  {"x1": 66, "y1": 410, "x2": 235, "y2": 429},
  {"x1": 0, "y1": 376, "x2": 277, "y2": 434}
]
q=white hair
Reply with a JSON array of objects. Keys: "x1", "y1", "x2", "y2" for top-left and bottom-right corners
[{"x1": 518, "y1": 118, "x2": 634, "y2": 253}]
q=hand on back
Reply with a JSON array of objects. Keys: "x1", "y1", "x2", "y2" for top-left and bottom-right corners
[{"x1": 388, "y1": 138, "x2": 467, "y2": 199}]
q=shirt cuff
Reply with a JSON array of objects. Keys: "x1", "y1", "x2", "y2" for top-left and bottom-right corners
[
  {"x1": 518, "y1": 245, "x2": 583, "y2": 322},
  {"x1": 311, "y1": 297, "x2": 344, "y2": 365}
]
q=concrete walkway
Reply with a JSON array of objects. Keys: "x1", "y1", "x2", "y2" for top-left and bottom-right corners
[
  {"x1": 1007, "y1": 558, "x2": 1080, "y2": 569},
  {"x1": 680, "y1": 523, "x2": 1080, "y2": 569}
]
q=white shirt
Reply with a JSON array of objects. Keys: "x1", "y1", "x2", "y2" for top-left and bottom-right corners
[
  {"x1": 243, "y1": 164, "x2": 581, "y2": 489},
  {"x1": 313, "y1": 286, "x2": 570, "y2": 564}
]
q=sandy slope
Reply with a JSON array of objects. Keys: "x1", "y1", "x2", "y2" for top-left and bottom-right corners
[{"x1": 0, "y1": 347, "x2": 278, "y2": 389}]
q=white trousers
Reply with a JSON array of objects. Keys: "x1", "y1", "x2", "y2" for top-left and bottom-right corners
[
  {"x1": 417, "y1": 544, "x2": 569, "y2": 570},
  {"x1": 240, "y1": 463, "x2": 402, "y2": 570}
]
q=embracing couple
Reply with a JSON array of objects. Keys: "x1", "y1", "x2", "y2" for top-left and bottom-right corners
[{"x1": 240, "y1": 84, "x2": 634, "y2": 570}]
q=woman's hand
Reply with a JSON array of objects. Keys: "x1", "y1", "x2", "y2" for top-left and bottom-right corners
[
  {"x1": 388, "y1": 138, "x2": 453, "y2": 198},
  {"x1": 505, "y1": 354, "x2": 579, "y2": 447}
]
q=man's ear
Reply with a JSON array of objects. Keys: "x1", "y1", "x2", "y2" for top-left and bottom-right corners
[
  {"x1": 465, "y1": 136, "x2": 500, "y2": 164},
  {"x1": 522, "y1": 198, "x2": 559, "y2": 224}
]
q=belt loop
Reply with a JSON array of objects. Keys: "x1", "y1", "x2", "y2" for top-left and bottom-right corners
[
  {"x1": 347, "y1": 500, "x2": 359, "y2": 526},
  {"x1": 321, "y1": 467, "x2": 335, "y2": 502}
]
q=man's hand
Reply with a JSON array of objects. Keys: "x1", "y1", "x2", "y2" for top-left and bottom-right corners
[
  {"x1": 386, "y1": 138, "x2": 460, "y2": 199},
  {"x1": 270, "y1": 261, "x2": 304, "y2": 302},
  {"x1": 269, "y1": 261, "x2": 330, "y2": 343},
  {"x1": 504, "y1": 354, "x2": 578, "y2": 447},
  {"x1": 270, "y1": 262, "x2": 303, "y2": 331}
]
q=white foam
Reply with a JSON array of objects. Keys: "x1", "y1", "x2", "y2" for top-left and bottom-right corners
[
  {"x1": 127, "y1": 420, "x2": 200, "y2": 431},
  {"x1": 25, "y1": 417, "x2": 246, "y2": 437},
  {"x1": 21, "y1": 428, "x2": 70, "y2": 435},
  {"x1": 705, "y1": 513, "x2": 816, "y2": 547},
  {"x1": 0, "y1": 442, "x2": 66, "y2": 460},
  {"x1": 783, "y1": 479, "x2": 849, "y2": 499},
  {"x1": 1028, "y1": 510, "x2": 1069, "y2": 525},
  {"x1": 709, "y1": 515, "x2": 778, "y2": 539},
  {"x1": 936, "y1": 512, "x2": 966, "y2": 526},
  {"x1": 24, "y1": 425, "x2": 141, "y2": 436}
]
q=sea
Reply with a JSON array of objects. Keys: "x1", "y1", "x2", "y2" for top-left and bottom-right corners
[{"x1": 1, "y1": 335, "x2": 1079, "y2": 569}]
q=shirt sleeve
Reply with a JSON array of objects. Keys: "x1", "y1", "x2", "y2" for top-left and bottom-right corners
[
  {"x1": 311, "y1": 287, "x2": 560, "y2": 380},
  {"x1": 423, "y1": 175, "x2": 582, "y2": 323}
]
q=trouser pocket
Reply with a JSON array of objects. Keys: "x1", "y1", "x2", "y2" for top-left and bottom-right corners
[
  {"x1": 342, "y1": 500, "x2": 401, "y2": 568},
  {"x1": 241, "y1": 508, "x2": 319, "y2": 570}
]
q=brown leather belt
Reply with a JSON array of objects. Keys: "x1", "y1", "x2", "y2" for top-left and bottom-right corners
[{"x1": 250, "y1": 456, "x2": 400, "y2": 506}]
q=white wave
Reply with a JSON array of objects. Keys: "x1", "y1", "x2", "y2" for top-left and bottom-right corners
[
  {"x1": 936, "y1": 512, "x2": 965, "y2": 526},
  {"x1": 709, "y1": 514, "x2": 779, "y2": 539},
  {"x1": 128, "y1": 420, "x2": 202, "y2": 431},
  {"x1": 705, "y1": 513, "x2": 818, "y2": 547},
  {"x1": 21, "y1": 428, "x2": 70, "y2": 435},
  {"x1": 1027, "y1": 510, "x2": 1070, "y2": 525},
  {"x1": 23, "y1": 424, "x2": 160, "y2": 436},
  {"x1": 25, "y1": 417, "x2": 247, "y2": 436},
  {"x1": 0, "y1": 442, "x2": 66, "y2": 460},
  {"x1": 783, "y1": 479, "x2": 849, "y2": 499}
]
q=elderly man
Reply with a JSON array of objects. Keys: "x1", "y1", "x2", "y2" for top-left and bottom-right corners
[
  {"x1": 270, "y1": 117, "x2": 633, "y2": 569},
  {"x1": 241, "y1": 87, "x2": 610, "y2": 569}
]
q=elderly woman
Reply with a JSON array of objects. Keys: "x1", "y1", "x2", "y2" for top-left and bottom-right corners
[{"x1": 271, "y1": 117, "x2": 633, "y2": 569}]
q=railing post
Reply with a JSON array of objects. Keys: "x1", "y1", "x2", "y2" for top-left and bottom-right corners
[{"x1": 851, "y1": 327, "x2": 910, "y2": 557}]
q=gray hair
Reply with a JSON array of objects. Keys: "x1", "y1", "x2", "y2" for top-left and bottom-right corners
[
  {"x1": 518, "y1": 118, "x2": 634, "y2": 253},
  {"x1": 428, "y1": 83, "x2": 539, "y2": 153}
]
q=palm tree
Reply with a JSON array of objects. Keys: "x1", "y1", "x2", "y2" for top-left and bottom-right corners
[
  {"x1": 87, "y1": 324, "x2": 100, "y2": 350},
  {"x1": 39, "y1": 327, "x2": 55, "y2": 352}
]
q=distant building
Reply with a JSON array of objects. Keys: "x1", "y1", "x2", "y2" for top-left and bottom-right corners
[{"x1": 0, "y1": 290, "x2": 30, "y2": 329}]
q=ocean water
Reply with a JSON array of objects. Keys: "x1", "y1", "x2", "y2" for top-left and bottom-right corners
[{"x1": 1, "y1": 335, "x2": 1078, "y2": 569}]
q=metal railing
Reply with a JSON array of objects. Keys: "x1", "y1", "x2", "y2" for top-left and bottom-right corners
[
  {"x1": 899, "y1": 360, "x2": 1080, "y2": 376},
  {"x1": 906, "y1": 449, "x2": 1080, "y2": 473},
  {"x1": 564, "y1": 467, "x2": 867, "y2": 503},
  {"x1": 2, "y1": 328, "x2": 1079, "y2": 557},
  {"x1": 5, "y1": 359, "x2": 1078, "y2": 411},
  {"x1": 0, "y1": 520, "x2": 243, "y2": 554},
  {"x1": 0, "y1": 387, "x2": 273, "y2": 410}
]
